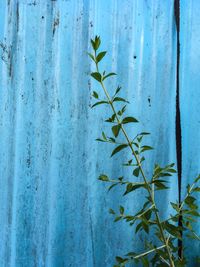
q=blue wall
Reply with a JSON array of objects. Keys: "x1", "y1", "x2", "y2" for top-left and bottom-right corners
[{"x1": 0, "y1": 1, "x2": 198, "y2": 266}]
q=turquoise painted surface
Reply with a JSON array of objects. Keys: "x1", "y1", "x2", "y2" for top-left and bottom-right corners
[
  {"x1": 180, "y1": 0, "x2": 200, "y2": 265},
  {"x1": 1, "y1": 0, "x2": 198, "y2": 266}
]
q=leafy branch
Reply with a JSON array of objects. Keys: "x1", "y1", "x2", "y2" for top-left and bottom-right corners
[{"x1": 88, "y1": 36, "x2": 200, "y2": 267}]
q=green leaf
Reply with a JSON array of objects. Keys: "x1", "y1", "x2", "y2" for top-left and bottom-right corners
[
  {"x1": 185, "y1": 196, "x2": 196, "y2": 205},
  {"x1": 195, "y1": 175, "x2": 200, "y2": 183},
  {"x1": 109, "y1": 208, "x2": 115, "y2": 214},
  {"x1": 185, "y1": 220, "x2": 193, "y2": 230},
  {"x1": 111, "y1": 144, "x2": 128, "y2": 157},
  {"x1": 140, "y1": 132, "x2": 150, "y2": 135},
  {"x1": 91, "y1": 100, "x2": 108, "y2": 108},
  {"x1": 164, "y1": 222, "x2": 182, "y2": 239},
  {"x1": 96, "y1": 138, "x2": 105, "y2": 142},
  {"x1": 113, "y1": 97, "x2": 129, "y2": 103},
  {"x1": 108, "y1": 183, "x2": 118, "y2": 191},
  {"x1": 102, "y1": 132, "x2": 107, "y2": 140},
  {"x1": 115, "y1": 86, "x2": 121, "y2": 95},
  {"x1": 133, "y1": 167, "x2": 140, "y2": 177},
  {"x1": 91, "y1": 72, "x2": 102, "y2": 82},
  {"x1": 98, "y1": 174, "x2": 109, "y2": 181},
  {"x1": 92, "y1": 91, "x2": 99, "y2": 99},
  {"x1": 102, "y1": 72, "x2": 116, "y2": 80},
  {"x1": 126, "y1": 252, "x2": 137, "y2": 257},
  {"x1": 96, "y1": 51, "x2": 107, "y2": 62},
  {"x1": 122, "y1": 116, "x2": 138, "y2": 124},
  {"x1": 185, "y1": 196, "x2": 197, "y2": 209},
  {"x1": 154, "y1": 180, "x2": 168, "y2": 190},
  {"x1": 124, "y1": 183, "x2": 146, "y2": 195},
  {"x1": 141, "y1": 146, "x2": 153, "y2": 152},
  {"x1": 108, "y1": 137, "x2": 115, "y2": 143},
  {"x1": 91, "y1": 36, "x2": 101, "y2": 50},
  {"x1": 135, "y1": 222, "x2": 143, "y2": 233},
  {"x1": 137, "y1": 136, "x2": 144, "y2": 142},
  {"x1": 105, "y1": 114, "x2": 116, "y2": 123},
  {"x1": 167, "y1": 168, "x2": 177, "y2": 173},
  {"x1": 114, "y1": 216, "x2": 122, "y2": 222},
  {"x1": 124, "y1": 215, "x2": 135, "y2": 222},
  {"x1": 112, "y1": 124, "x2": 121, "y2": 137},
  {"x1": 153, "y1": 163, "x2": 176, "y2": 179},
  {"x1": 170, "y1": 202, "x2": 180, "y2": 212},
  {"x1": 125, "y1": 183, "x2": 134, "y2": 194},
  {"x1": 184, "y1": 210, "x2": 200, "y2": 217},
  {"x1": 141, "y1": 257, "x2": 149, "y2": 267},
  {"x1": 88, "y1": 52, "x2": 96, "y2": 62},
  {"x1": 116, "y1": 256, "x2": 128, "y2": 264},
  {"x1": 119, "y1": 206, "x2": 124, "y2": 214},
  {"x1": 117, "y1": 105, "x2": 127, "y2": 116},
  {"x1": 132, "y1": 142, "x2": 139, "y2": 148},
  {"x1": 193, "y1": 187, "x2": 200, "y2": 192}
]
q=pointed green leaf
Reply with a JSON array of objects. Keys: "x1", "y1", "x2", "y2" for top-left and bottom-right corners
[
  {"x1": 91, "y1": 100, "x2": 108, "y2": 108},
  {"x1": 164, "y1": 222, "x2": 182, "y2": 239},
  {"x1": 140, "y1": 132, "x2": 150, "y2": 135},
  {"x1": 113, "y1": 97, "x2": 129, "y2": 103},
  {"x1": 98, "y1": 174, "x2": 109, "y2": 181},
  {"x1": 96, "y1": 51, "x2": 107, "y2": 62},
  {"x1": 91, "y1": 72, "x2": 102, "y2": 82},
  {"x1": 122, "y1": 116, "x2": 138, "y2": 124},
  {"x1": 114, "y1": 216, "x2": 122, "y2": 222},
  {"x1": 133, "y1": 167, "x2": 140, "y2": 177},
  {"x1": 109, "y1": 208, "x2": 115, "y2": 214},
  {"x1": 124, "y1": 183, "x2": 146, "y2": 195},
  {"x1": 141, "y1": 146, "x2": 153, "y2": 152},
  {"x1": 167, "y1": 168, "x2": 177, "y2": 173},
  {"x1": 102, "y1": 132, "x2": 107, "y2": 140},
  {"x1": 112, "y1": 124, "x2": 121, "y2": 137},
  {"x1": 141, "y1": 257, "x2": 149, "y2": 267},
  {"x1": 195, "y1": 175, "x2": 200, "y2": 183},
  {"x1": 88, "y1": 52, "x2": 96, "y2": 62},
  {"x1": 193, "y1": 187, "x2": 200, "y2": 192},
  {"x1": 96, "y1": 138, "x2": 105, "y2": 142},
  {"x1": 92, "y1": 91, "x2": 99, "y2": 99},
  {"x1": 154, "y1": 181, "x2": 169, "y2": 190},
  {"x1": 117, "y1": 105, "x2": 127, "y2": 116},
  {"x1": 170, "y1": 202, "x2": 180, "y2": 212},
  {"x1": 119, "y1": 206, "x2": 124, "y2": 214},
  {"x1": 102, "y1": 72, "x2": 116, "y2": 80},
  {"x1": 91, "y1": 36, "x2": 101, "y2": 50},
  {"x1": 115, "y1": 86, "x2": 121, "y2": 95},
  {"x1": 111, "y1": 144, "x2": 128, "y2": 157},
  {"x1": 185, "y1": 196, "x2": 196, "y2": 205},
  {"x1": 105, "y1": 114, "x2": 116, "y2": 123},
  {"x1": 135, "y1": 222, "x2": 143, "y2": 233},
  {"x1": 116, "y1": 256, "x2": 128, "y2": 264},
  {"x1": 108, "y1": 183, "x2": 118, "y2": 191}
]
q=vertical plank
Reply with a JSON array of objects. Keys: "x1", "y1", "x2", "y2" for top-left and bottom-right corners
[
  {"x1": 0, "y1": 1, "x2": 178, "y2": 266},
  {"x1": 180, "y1": 0, "x2": 200, "y2": 265}
]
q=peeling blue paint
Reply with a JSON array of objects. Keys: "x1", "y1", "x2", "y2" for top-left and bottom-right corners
[{"x1": 0, "y1": 1, "x2": 198, "y2": 266}]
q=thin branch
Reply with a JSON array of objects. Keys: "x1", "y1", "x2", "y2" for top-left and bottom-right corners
[{"x1": 93, "y1": 50, "x2": 175, "y2": 267}]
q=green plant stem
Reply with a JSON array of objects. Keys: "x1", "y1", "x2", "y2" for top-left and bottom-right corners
[
  {"x1": 108, "y1": 179, "x2": 146, "y2": 186},
  {"x1": 94, "y1": 56, "x2": 175, "y2": 267},
  {"x1": 133, "y1": 244, "x2": 166, "y2": 259}
]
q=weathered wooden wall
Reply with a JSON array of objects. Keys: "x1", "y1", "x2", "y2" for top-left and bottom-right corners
[{"x1": 0, "y1": 1, "x2": 199, "y2": 266}]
